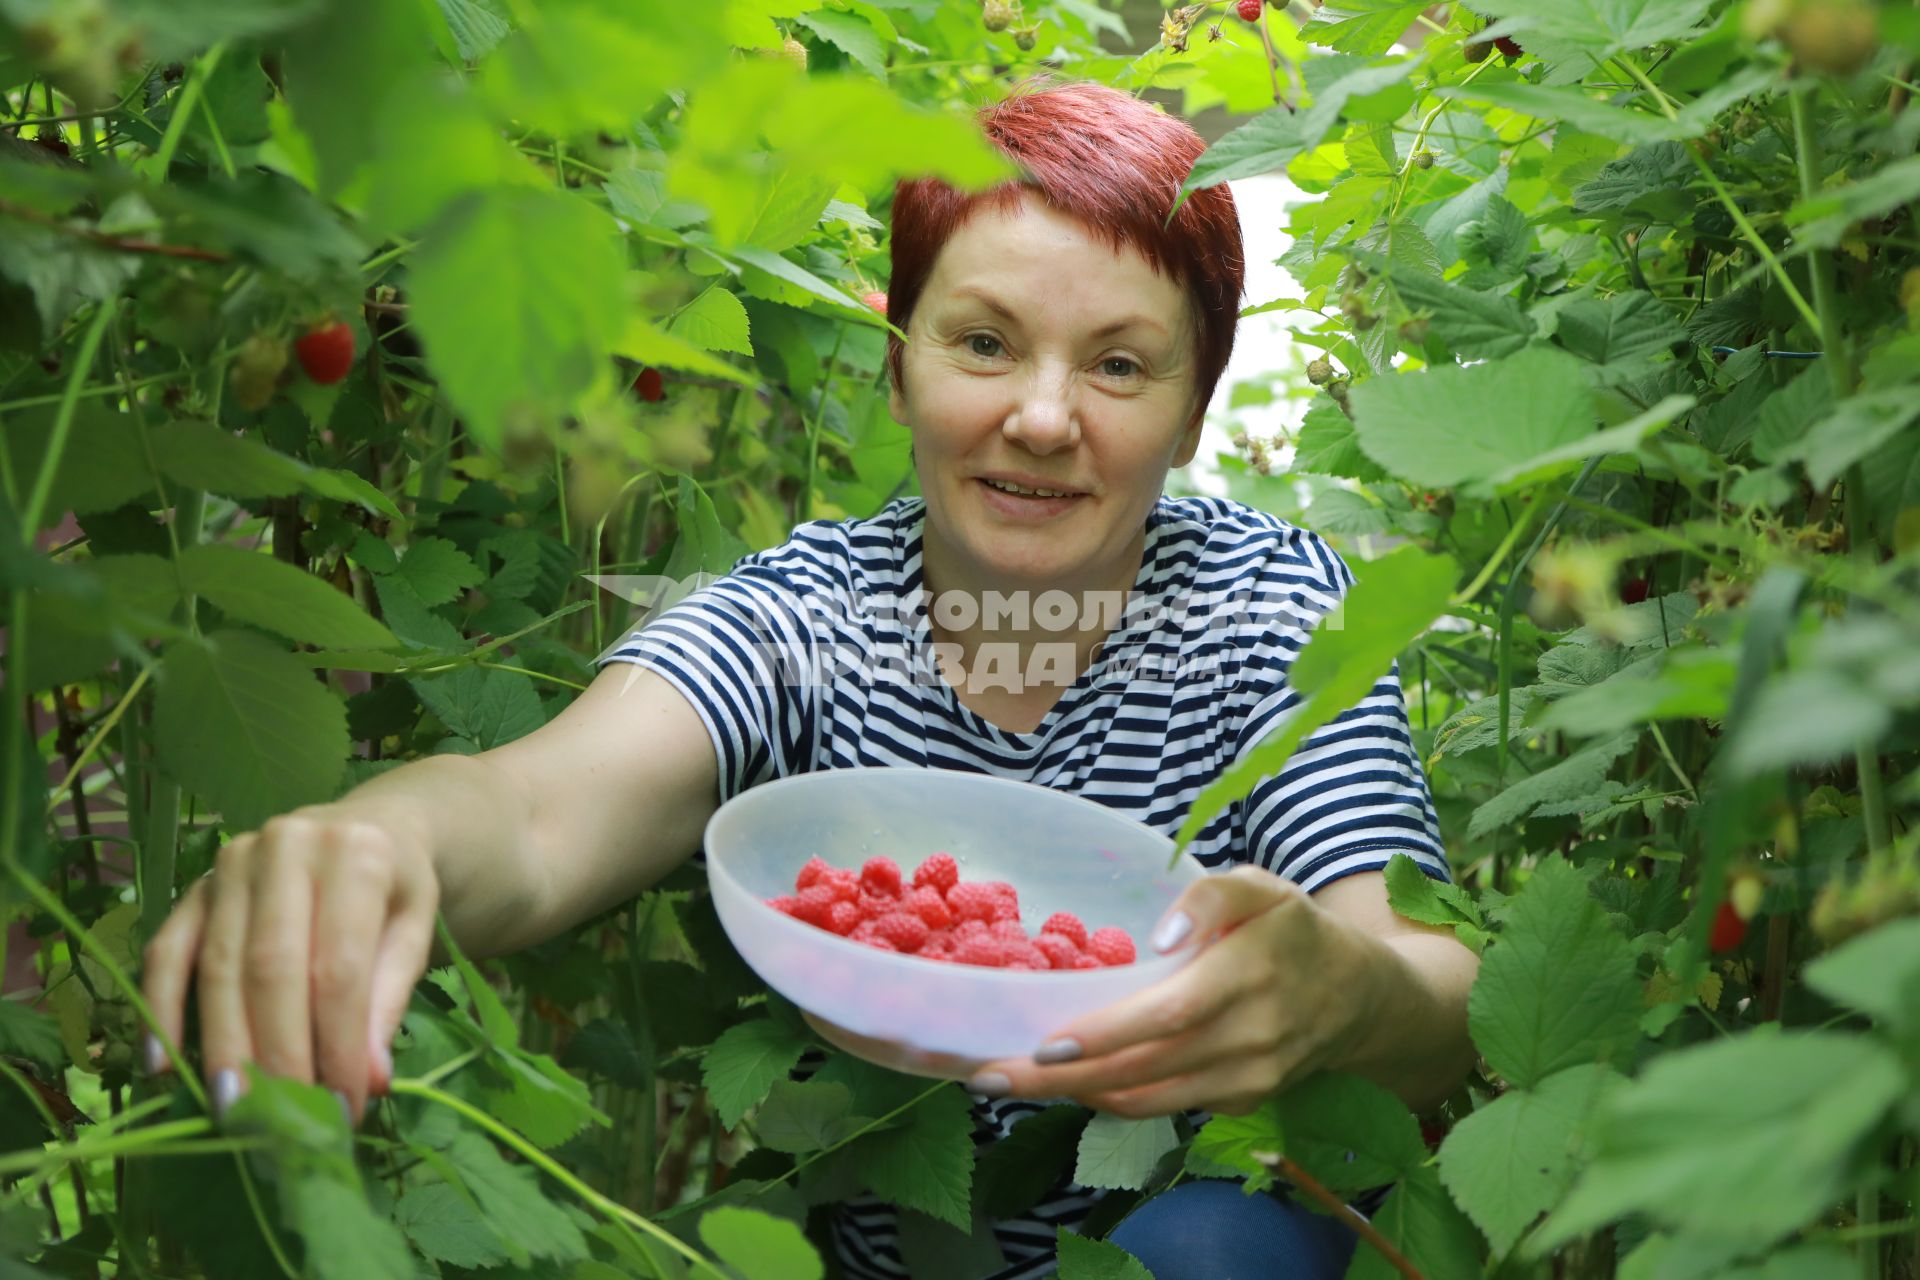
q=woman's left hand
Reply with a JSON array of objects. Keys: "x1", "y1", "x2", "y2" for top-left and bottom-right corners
[{"x1": 962, "y1": 865, "x2": 1384, "y2": 1118}]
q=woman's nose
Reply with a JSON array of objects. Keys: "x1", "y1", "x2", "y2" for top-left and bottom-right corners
[{"x1": 1004, "y1": 363, "x2": 1079, "y2": 452}]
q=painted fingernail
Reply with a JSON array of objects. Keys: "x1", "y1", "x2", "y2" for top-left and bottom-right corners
[
  {"x1": 142, "y1": 1033, "x2": 168, "y2": 1078},
  {"x1": 1034, "y1": 1038, "x2": 1082, "y2": 1065},
  {"x1": 211, "y1": 1069, "x2": 241, "y2": 1121},
  {"x1": 373, "y1": 1040, "x2": 394, "y2": 1090},
  {"x1": 1152, "y1": 911, "x2": 1194, "y2": 953},
  {"x1": 966, "y1": 1071, "x2": 1011, "y2": 1098}
]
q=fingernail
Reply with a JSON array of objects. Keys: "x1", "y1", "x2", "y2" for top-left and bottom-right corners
[
  {"x1": 1034, "y1": 1038, "x2": 1082, "y2": 1065},
  {"x1": 1152, "y1": 911, "x2": 1194, "y2": 953},
  {"x1": 211, "y1": 1069, "x2": 241, "y2": 1121},
  {"x1": 142, "y1": 1033, "x2": 167, "y2": 1078},
  {"x1": 373, "y1": 1040, "x2": 393, "y2": 1090},
  {"x1": 966, "y1": 1071, "x2": 1011, "y2": 1098}
]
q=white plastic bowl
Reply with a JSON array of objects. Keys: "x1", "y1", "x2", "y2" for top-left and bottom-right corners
[{"x1": 705, "y1": 766, "x2": 1210, "y2": 1061}]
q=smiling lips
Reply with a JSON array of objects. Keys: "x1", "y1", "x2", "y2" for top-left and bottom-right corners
[{"x1": 979, "y1": 475, "x2": 1084, "y2": 498}]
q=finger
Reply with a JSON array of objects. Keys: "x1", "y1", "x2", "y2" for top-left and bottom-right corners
[
  {"x1": 243, "y1": 823, "x2": 318, "y2": 1086},
  {"x1": 363, "y1": 864, "x2": 437, "y2": 1097},
  {"x1": 196, "y1": 839, "x2": 260, "y2": 1114},
  {"x1": 140, "y1": 876, "x2": 212, "y2": 1076},
  {"x1": 1149, "y1": 865, "x2": 1304, "y2": 956},
  {"x1": 310, "y1": 831, "x2": 393, "y2": 1124}
]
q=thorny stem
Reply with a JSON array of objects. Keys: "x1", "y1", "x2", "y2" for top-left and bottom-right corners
[{"x1": 1254, "y1": 1151, "x2": 1426, "y2": 1280}]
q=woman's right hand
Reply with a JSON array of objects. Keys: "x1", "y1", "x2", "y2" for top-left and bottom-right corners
[{"x1": 139, "y1": 806, "x2": 441, "y2": 1126}]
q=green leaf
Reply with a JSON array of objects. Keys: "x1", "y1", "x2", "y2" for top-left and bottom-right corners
[
  {"x1": 796, "y1": 9, "x2": 887, "y2": 79},
  {"x1": 441, "y1": 1130, "x2": 589, "y2": 1264},
  {"x1": 1749, "y1": 368, "x2": 1834, "y2": 464},
  {"x1": 1056, "y1": 1231, "x2": 1156, "y2": 1280},
  {"x1": 1179, "y1": 546, "x2": 1456, "y2": 849},
  {"x1": 1802, "y1": 917, "x2": 1920, "y2": 1038},
  {"x1": 1349, "y1": 253, "x2": 1535, "y2": 360},
  {"x1": 815, "y1": 1060, "x2": 975, "y2": 1231},
  {"x1": 1773, "y1": 387, "x2": 1920, "y2": 489},
  {"x1": 1468, "y1": 855, "x2": 1643, "y2": 1087},
  {"x1": 1553, "y1": 291, "x2": 1687, "y2": 379},
  {"x1": 288, "y1": 1177, "x2": 416, "y2": 1280},
  {"x1": 1468, "y1": 0, "x2": 1714, "y2": 57},
  {"x1": 753, "y1": 1080, "x2": 873, "y2": 1154},
  {"x1": 176, "y1": 544, "x2": 397, "y2": 651},
  {"x1": 393, "y1": 1182, "x2": 511, "y2": 1269},
  {"x1": 0, "y1": 998, "x2": 64, "y2": 1075},
  {"x1": 1188, "y1": 1100, "x2": 1284, "y2": 1192},
  {"x1": 1291, "y1": 401, "x2": 1389, "y2": 482},
  {"x1": 703, "y1": 1017, "x2": 815, "y2": 1131},
  {"x1": 1073, "y1": 1114, "x2": 1179, "y2": 1191},
  {"x1": 1466, "y1": 729, "x2": 1641, "y2": 839},
  {"x1": 1535, "y1": 648, "x2": 1735, "y2": 737},
  {"x1": 975, "y1": 1105, "x2": 1091, "y2": 1219},
  {"x1": 1185, "y1": 59, "x2": 1413, "y2": 191},
  {"x1": 1384, "y1": 852, "x2": 1483, "y2": 932},
  {"x1": 393, "y1": 537, "x2": 483, "y2": 607},
  {"x1": 280, "y1": 0, "x2": 439, "y2": 197},
  {"x1": 478, "y1": 3, "x2": 727, "y2": 138},
  {"x1": 1436, "y1": 1063, "x2": 1620, "y2": 1254},
  {"x1": 151, "y1": 628, "x2": 349, "y2": 832},
  {"x1": 1536, "y1": 1031, "x2": 1908, "y2": 1251},
  {"x1": 1784, "y1": 153, "x2": 1920, "y2": 251},
  {"x1": 149, "y1": 419, "x2": 393, "y2": 517},
  {"x1": 409, "y1": 187, "x2": 628, "y2": 450},
  {"x1": 1350, "y1": 346, "x2": 1597, "y2": 493},
  {"x1": 1351, "y1": 1165, "x2": 1485, "y2": 1280},
  {"x1": 698, "y1": 1206, "x2": 823, "y2": 1280},
  {"x1": 0, "y1": 405, "x2": 151, "y2": 528},
  {"x1": 406, "y1": 665, "x2": 546, "y2": 750},
  {"x1": 1272, "y1": 1071, "x2": 1426, "y2": 1195},
  {"x1": 619, "y1": 316, "x2": 758, "y2": 385},
  {"x1": 668, "y1": 285, "x2": 754, "y2": 356}
]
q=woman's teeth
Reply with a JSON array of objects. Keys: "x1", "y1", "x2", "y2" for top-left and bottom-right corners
[{"x1": 985, "y1": 478, "x2": 1074, "y2": 498}]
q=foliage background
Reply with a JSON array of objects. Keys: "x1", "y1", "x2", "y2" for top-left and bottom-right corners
[{"x1": 2, "y1": 0, "x2": 1918, "y2": 1277}]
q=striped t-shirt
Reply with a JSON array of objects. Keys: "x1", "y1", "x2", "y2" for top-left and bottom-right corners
[{"x1": 593, "y1": 492, "x2": 1449, "y2": 1278}]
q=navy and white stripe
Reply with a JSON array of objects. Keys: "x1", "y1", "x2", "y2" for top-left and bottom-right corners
[{"x1": 594, "y1": 494, "x2": 1449, "y2": 1278}]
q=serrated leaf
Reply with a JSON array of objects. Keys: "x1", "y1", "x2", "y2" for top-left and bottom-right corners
[
  {"x1": 393, "y1": 536, "x2": 482, "y2": 607},
  {"x1": 1466, "y1": 729, "x2": 1641, "y2": 839},
  {"x1": 1801, "y1": 916, "x2": 1920, "y2": 1038},
  {"x1": 1553, "y1": 291, "x2": 1686, "y2": 379},
  {"x1": 753, "y1": 1080, "x2": 873, "y2": 1154},
  {"x1": 151, "y1": 628, "x2": 349, "y2": 832},
  {"x1": 1056, "y1": 1230, "x2": 1155, "y2": 1280},
  {"x1": 288, "y1": 1177, "x2": 416, "y2": 1280},
  {"x1": 409, "y1": 187, "x2": 628, "y2": 450},
  {"x1": 1188, "y1": 1101, "x2": 1285, "y2": 1192},
  {"x1": 1350, "y1": 1164, "x2": 1484, "y2": 1280},
  {"x1": 1186, "y1": 59, "x2": 1412, "y2": 192},
  {"x1": 1349, "y1": 252, "x2": 1535, "y2": 360},
  {"x1": 817, "y1": 1062, "x2": 974, "y2": 1231},
  {"x1": 1537, "y1": 1032, "x2": 1907, "y2": 1251},
  {"x1": 667, "y1": 285, "x2": 753, "y2": 356},
  {"x1": 796, "y1": 9, "x2": 887, "y2": 79},
  {"x1": 442, "y1": 1130, "x2": 589, "y2": 1264},
  {"x1": 176, "y1": 544, "x2": 397, "y2": 651},
  {"x1": 1293, "y1": 400, "x2": 1390, "y2": 481},
  {"x1": 1468, "y1": 856, "x2": 1643, "y2": 1087},
  {"x1": 406, "y1": 664, "x2": 546, "y2": 749},
  {"x1": 618, "y1": 315, "x2": 758, "y2": 385},
  {"x1": 0, "y1": 999, "x2": 65, "y2": 1075},
  {"x1": 1436, "y1": 1063, "x2": 1619, "y2": 1254},
  {"x1": 394, "y1": 1182, "x2": 511, "y2": 1269},
  {"x1": 704, "y1": 1018, "x2": 814, "y2": 1131},
  {"x1": 975, "y1": 1105, "x2": 1091, "y2": 1219},
  {"x1": 698, "y1": 1206, "x2": 823, "y2": 1280},
  {"x1": 1073, "y1": 1114, "x2": 1179, "y2": 1191},
  {"x1": 1384, "y1": 852, "x2": 1483, "y2": 931}
]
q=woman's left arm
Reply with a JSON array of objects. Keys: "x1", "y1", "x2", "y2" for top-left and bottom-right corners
[{"x1": 964, "y1": 865, "x2": 1480, "y2": 1118}]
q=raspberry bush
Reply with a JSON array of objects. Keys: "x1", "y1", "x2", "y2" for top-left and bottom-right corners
[{"x1": 2, "y1": 1, "x2": 1918, "y2": 1278}]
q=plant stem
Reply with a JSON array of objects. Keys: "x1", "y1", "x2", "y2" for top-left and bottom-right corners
[
  {"x1": 148, "y1": 41, "x2": 226, "y2": 179},
  {"x1": 43, "y1": 666, "x2": 154, "y2": 822},
  {"x1": 801, "y1": 327, "x2": 847, "y2": 523},
  {"x1": 1255, "y1": 1152, "x2": 1426, "y2": 1280},
  {"x1": 1452, "y1": 486, "x2": 1550, "y2": 607}
]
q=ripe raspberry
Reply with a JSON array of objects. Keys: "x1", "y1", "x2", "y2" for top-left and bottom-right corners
[
  {"x1": 860, "y1": 856, "x2": 903, "y2": 898},
  {"x1": 954, "y1": 936, "x2": 1008, "y2": 967},
  {"x1": 1619, "y1": 577, "x2": 1651, "y2": 605},
  {"x1": 1034, "y1": 934, "x2": 1081, "y2": 969},
  {"x1": 954, "y1": 920, "x2": 990, "y2": 943},
  {"x1": 907, "y1": 886, "x2": 953, "y2": 930},
  {"x1": 873, "y1": 912, "x2": 930, "y2": 953},
  {"x1": 295, "y1": 320, "x2": 355, "y2": 385},
  {"x1": 634, "y1": 366, "x2": 665, "y2": 402},
  {"x1": 820, "y1": 869, "x2": 859, "y2": 903},
  {"x1": 795, "y1": 856, "x2": 833, "y2": 891},
  {"x1": 1040, "y1": 913, "x2": 1088, "y2": 950},
  {"x1": 1071, "y1": 954, "x2": 1103, "y2": 970},
  {"x1": 793, "y1": 885, "x2": 838, "y2": 926},
  {"x1": 1709, "y1": 900, "x2": 1747, "y2": 953},
  {"x1": 990, "y1": 919, "x2": 1029, "y2": 942},
  {"x1": 913, "y1": 853, "x2": 959, "y2": 894},
  {"x1": 1087, "y1": 927, "x2": 1136, "y2": 966},
  {"x1": 859, "y1": 891, "x2": 893, "y2": 920},
  {"x1": 947, "y1": 883, "x2": 1001, "y2": 923},
  {"x1": 864, "y1": 935, "x2": 899, "y2": 953},
  {"x1": 979, "y1": 881, "x2": 1019, "y2": 919},
  {"x1": 1004, "y1": 943, "x2": 1050, "y2": 971},
  {"x1": 860, "y1": 290, "x2": 888, "y2": 317},
  {"x1": 1236, "y1": 0, "x2": 1262, "y2": 20},
  {"x1": 1493, "y1": 35, "x2": 1523, "y2": 58},
  {"x1": 768, "y1": 896, "x2": 801, "y2": 918},
  {"x1": 849, "y1": 918, "x2": 880, "y2": 943},
  {"x1": 827, "y1": 901, "x2": 863, "y2": 936}
]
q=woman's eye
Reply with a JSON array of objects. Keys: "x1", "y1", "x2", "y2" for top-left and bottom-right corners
[
  {"x1": 966, "y1": 334, "x2": 1002, "y2": 357},
  {"x1": 1100, "y1": 356, "x2": 1140, "y2": 378}
]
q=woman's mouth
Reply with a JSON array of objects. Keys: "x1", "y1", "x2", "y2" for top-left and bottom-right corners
[{"x1": 976, "y1": 477, "x2": 1084, "y2": 518}]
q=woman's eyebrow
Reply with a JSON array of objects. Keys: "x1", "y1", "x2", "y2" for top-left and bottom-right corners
[{"x1": 947, "y1": 285, "x2": 1169, "y2": 339}]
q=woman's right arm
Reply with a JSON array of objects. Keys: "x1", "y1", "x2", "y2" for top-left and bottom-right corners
[{"x1": 139, "y1": 661, "x2": 720, "y2": 1123}]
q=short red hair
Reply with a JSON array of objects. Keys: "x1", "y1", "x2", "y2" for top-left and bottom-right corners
[{"x1": 886, "y1": 77, "x2": 1244, "y2": 420}]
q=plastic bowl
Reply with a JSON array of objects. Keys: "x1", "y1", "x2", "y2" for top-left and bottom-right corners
[{"x1": 705, "y1": 766, "x2": 1210, "y2": 1061}]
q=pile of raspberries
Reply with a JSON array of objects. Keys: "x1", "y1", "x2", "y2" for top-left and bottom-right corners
[{"x1": 766, "y1": 853, "x2": 1138, "y2": 969}]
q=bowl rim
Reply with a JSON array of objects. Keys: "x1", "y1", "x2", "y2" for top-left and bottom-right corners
[{"x1": 703, "y1": 765, "x2": 1210, "y2": 980}]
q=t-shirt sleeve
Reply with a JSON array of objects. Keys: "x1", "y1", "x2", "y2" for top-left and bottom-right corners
[
  {"x1": 590, "y1": 554, "x2": 820, "y2": 805},
  {"x1": 1233, "y1": 530, "x2": 1450, "y2": 893}
]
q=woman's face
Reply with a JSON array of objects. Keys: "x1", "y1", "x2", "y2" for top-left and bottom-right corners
[{"x1": 891, "y1": 190, "x2": 1204, "y2": 600}]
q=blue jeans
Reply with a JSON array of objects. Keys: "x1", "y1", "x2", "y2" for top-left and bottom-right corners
[{"x1": 1104, "y1": 1179, "x2": 1359, "y2": 1280}]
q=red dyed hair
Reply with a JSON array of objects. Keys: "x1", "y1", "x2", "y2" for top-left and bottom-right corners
[{"x1": 885, "y1": 77, "x2": 1244, "y2": 420}]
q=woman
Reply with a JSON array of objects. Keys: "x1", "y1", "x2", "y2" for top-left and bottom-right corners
[{"x1": 141, "y1": 78, "x2": 1477, "y2": 1280}]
